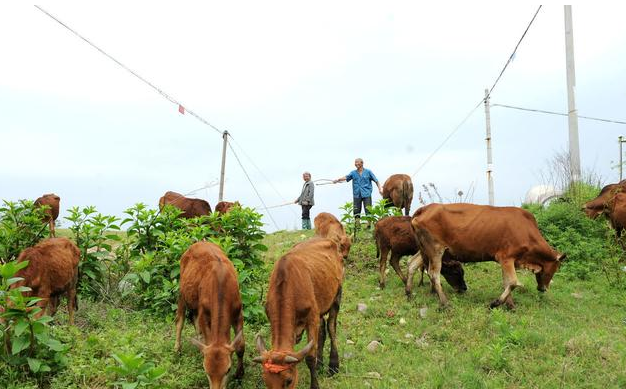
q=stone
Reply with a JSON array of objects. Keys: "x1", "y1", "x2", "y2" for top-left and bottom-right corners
[
  {"x1": 357, "y1": 303, "x2": 368, "y2": 313},
  {"x1": 366, "y1": 340, "x2": 381, "y2": 352}
]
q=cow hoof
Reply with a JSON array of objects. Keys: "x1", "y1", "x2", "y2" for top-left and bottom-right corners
[
  {"x1": 489, "y1": 300, "x2": 502, "y2": 309},
  {"x1": 328, "y1": 363, "x2": 339, "y2": 376}
]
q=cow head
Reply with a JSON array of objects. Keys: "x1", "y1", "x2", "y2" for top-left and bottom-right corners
[
  {"x1": 534, "y1": 253, "x2": 566, "y2": 292},
  {"x1": 191, "y1": 330, "x2": 243, "y2": 389},
  {"x1": 582, "y1": 200, "x2": 607, "y2": 219},
  {"x1": 253, "y1": 334, "x2": 314, "y2": 389},
  {"x1": 440, "y1": 259, "x2": 468, "y2": 293}
]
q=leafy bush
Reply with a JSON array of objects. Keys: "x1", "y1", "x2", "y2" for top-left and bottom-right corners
[
  {"x1": 0, "y1": 200, "x2": 49, "y2": 263},
  {"x1": 340, "y1": 199, "x2": 401, "y2": 236},
  {"x1": 65, "y1": 206, "x2": 123, "y2": 300},
  {"x1": 121, "y1": 204, "x2": 268, "y2": 323},
  {"x1": 0, "y1": 260, "x2": 69, "y2": 378},
  {"x1": 525, "y1": 184, "x2": 626, "y2": 286},
  {"x1": 106, "y1": 352, "x2": 166, "y2": 389}
]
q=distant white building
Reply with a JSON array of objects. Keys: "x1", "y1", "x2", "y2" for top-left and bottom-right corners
[{"x1": 524, "y1": 185, "x2": 563, "y2": 206}]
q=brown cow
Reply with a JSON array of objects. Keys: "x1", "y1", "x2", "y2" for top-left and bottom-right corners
[
  {"x1": 374, "y1": 216, "x2": 467, "y2": 293},
  {"x1": 159, "y1": 191, "x2": 212, "y2": 218},
  {"x1": 382, "y1": 174, "x2": 414, "y2": 216},
  {"x1": 13, "y1": 237, "x2": 80, "y2": 324},
  {"x1": 254, "y1": 237, "x2": 344, "y2": 389},
  {"x1": 34, "y1": 193, "x2": 60, "y2": 237},
  {"x1": 314, "y1": 212, "x2": 351, "y2": 259},
  {"x1": 606, "y1": 192, "x2": 626, "y2": 237},
  {"x1": 583, "y1": 180, "x2": 626, "y2": 236},
  {"x1": 411, "y1": 203, "x2": 565, "y2": 309},
  {"x1": 214, "y1": 201, "x2": 241, "y2": 214},
  {"x1": 174, "y1": 241, "x2": 245, "y2": 388}
]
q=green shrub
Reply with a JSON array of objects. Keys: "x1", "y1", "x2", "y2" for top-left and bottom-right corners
[
  {"x1": 121, "y1": 204, "x2": 268, "y2": 323},
  {"x1": 106, "y1": 352, "x2": 166, "y2": 389},
  {"x1": 525, "y1": 184, "x2": 626, "y2": 286},
  {"x1": 340, "y1": 199, "x2": 401, "y2": 236},
  {"x1": 65, "y1": 206, "x2": 123, "y2": 299},
  {"x1": 0, "y1": 260, "x2": 69, "y2": 379},
  {"x1": 0, "y1": 200, "x2": 49, "y2": 263}
]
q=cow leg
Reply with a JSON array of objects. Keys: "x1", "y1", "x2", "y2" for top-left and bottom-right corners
[
  {"x1": 304, "y1": 313, "x2": 320, "y2": 389},
  {"x1": 174, "y1": 296, "x2": 185, "y2": 352},
  {"x1": 67, "y1": 286, "x2": 76, "y2": 326},
  {"x1": 326, "y1": 287, "x2": 342, "y2": 376},
  {"x1": 425, "y1": 246, "x2": 448, "y2": 307},
  {"x1": 232, "y1": 310, "x2": 245, "y2": 379},
  {"x1": 405, "y1": 253, "x2": 423, "y2": 297},
  {"x1": 379, "y1": 246, "x2": 390, "y2": 289},
  {"x1": 389, "y1": 252, "x2": 407, "y2": 286},
  {"x1": 316, "y1": 317, "x2": 326, "y2": 369},
  {"x1": 490, "y1": 259, "x2": 521, "y2": 309},
  {"x1": 48, "y1": 295, "x2": 59, "y2": 317}
]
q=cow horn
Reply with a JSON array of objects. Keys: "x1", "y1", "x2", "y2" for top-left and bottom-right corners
[
  {"x1": 284, "y1": 355, "x2": 299, "y2": 363},
  {"x1": 557, "y1": 253, "x2": 567, "y2": 262},
  {"x1": 255, "y1": 333, "x2": 267, "y2": 354},
  {"x1": 229, "y1": 330, "x2": 244, "y2": 350},
  {"x1": 189, "y1": 337, "x2": 206, "y2": 350},
  {"x1": 252, "y1": 356, "x2": 265, "y2": 363},
  {"x1": 292, "y1": 340, "x2": 315, "y2": 361}
]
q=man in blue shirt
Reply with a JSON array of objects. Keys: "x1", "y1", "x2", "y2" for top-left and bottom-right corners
[{"x1": 334, "y1": 158, "x2": 383, "y2": 227}]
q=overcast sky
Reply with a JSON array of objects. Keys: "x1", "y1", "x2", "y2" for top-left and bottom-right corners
[{"x1": 1, "y1": 4, "x2": 625, "y2": 232}]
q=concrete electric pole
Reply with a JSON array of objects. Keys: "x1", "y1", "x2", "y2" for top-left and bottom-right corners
[{"x1": 564, "y1": 5, "x2": 581, "y2": 183}]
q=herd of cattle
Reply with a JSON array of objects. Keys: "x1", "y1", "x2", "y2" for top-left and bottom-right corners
[{"x1": 7, "y1": 177, "x2": 624, "y2": 389}]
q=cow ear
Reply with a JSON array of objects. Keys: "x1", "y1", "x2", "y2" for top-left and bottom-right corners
[{"x1": 190, "y1": 337, "x2": 206, "y2": 350}]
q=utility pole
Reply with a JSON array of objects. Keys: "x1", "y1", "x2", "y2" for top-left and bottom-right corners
[
  {"x1": 484, "y1": 89, "x2": 494, "y2": 205},
  {"x1": 617, "y1": 135, "x2": 626, "y2": 181},
  {"x1": 218, "y1": 131, "x2": 229, "y2": 201},
  {"x1": 564, "y1": 5, "x2": 581, "y2": 183}
]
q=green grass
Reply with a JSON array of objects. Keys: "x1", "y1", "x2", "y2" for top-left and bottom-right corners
[{"x1": 3, "y1": 229, "x2": 626, "y2": 388}]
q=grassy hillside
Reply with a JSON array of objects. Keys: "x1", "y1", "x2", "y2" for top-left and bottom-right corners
[{"x1": 4, "y1": 226, "x2": 626, "y2": 389}]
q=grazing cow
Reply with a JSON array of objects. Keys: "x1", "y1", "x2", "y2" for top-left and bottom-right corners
[
  {"x1": 159, "y1": 191, "x2": 212, "y2": 218},
  {"x1": 374, "y1": 216, "x2": 467, "y2": 293},
  {"x1": 214, "y1": 201, "x2": 241, "y2": 214},
  {"x1": 382, "y1": 174, "x2": 414, "y2": 216},
  {"x1": 34, "y1": 193, "x2": 60, "y2": 237},
  {"x1": 254, "y1": 237, "x2": 344, "y2": 389},
  {"x1": 411, "y1": 203, "x2": 565, "y2": 309},
  {"x1": 583, "y1": 180, "x2": 626, "y2": 219},
  {"x1": 314, "y1": 212, "x2": 351, "y2": 259},
  {"x1": 13, "y1": 237, "x2": 80, "y2": 324},
  {"x1": 174, "y1": 241, "x2": 245, "y2": 388},
  {"x1": 606, "y1": 192, "x2": 626, "y2": 237}
]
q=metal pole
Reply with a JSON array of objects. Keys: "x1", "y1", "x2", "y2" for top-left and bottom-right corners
[
  {"x1": 617, "y1": 135, "x2": 624, "y2": 181},
  {"x1": 564, "y1": 5, "x2": 581, "y2": 183},
  {"x1": 484, "y1": 89, "x2": 495, "y2": 205},
  {"x1": 218, "y1": 131, "x2": 228, "y2": 201}
]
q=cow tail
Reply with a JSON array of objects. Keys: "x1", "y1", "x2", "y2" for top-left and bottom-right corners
[{"x1": 374, "y1": 231, "x2": 380, "y2": 259}]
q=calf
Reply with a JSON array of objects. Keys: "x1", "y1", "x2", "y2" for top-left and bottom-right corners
[
  {"x1": 254, "y1": 238, "x2": 344, "y2": 389},
  {"x1": 382, "y1": 174, "x2": 414, "y2": 216},
  {"x1": 13, "y1": 237, "x2": 80, "y2": 324},
  {"x1": 412, "y1": 203, "x2": 565, "y2": 309},
  {"x1": 159, "y1": 191, "x2": 212, "y2": 218},
  {"x1": 174, "y1": 241, "x2": 245, "y2": 388},
  {"x1": 314, "y1": 212, "x2": 351, "y2": 259},
  {"x1": 34, "y1": 193, "x2": 60, "y2": 237},
  {"x1": 375, "y1": 216, "x2": 466, "y2": 293}
]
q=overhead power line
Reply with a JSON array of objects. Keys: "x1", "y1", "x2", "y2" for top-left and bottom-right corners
[
  {"x1": 227, "y1": 143, "x2": 280, "y2": 231},
  {"x1": 34, "y1": 5, "x2": 224, "y2": 136},
  {"x1": 492, "y1": 104, "x2": 626, "y2": 125},
  {"x1": 412, "y1": 6, "x2": 543, "y2": 178},
  {"x1": 486, "y1": 5, "x2": 542, "y2": 100}
]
